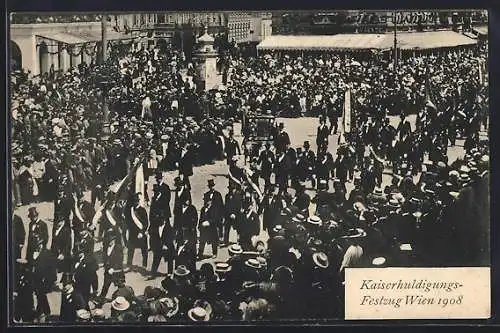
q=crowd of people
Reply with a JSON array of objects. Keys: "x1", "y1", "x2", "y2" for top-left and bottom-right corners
[{"x1": 11, "y1": 36, "x2": 489, "y2": 323}]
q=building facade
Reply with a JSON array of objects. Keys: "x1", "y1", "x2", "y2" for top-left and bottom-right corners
[{"x1": 10, "y1": 14, "x2": 133, "y2": 75}]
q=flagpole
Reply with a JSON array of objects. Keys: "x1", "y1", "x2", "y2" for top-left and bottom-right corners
[{"x1": 393, "y1": 11, "x2": 398, "y2": 72}]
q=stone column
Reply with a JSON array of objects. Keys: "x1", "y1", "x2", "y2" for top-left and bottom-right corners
[
  {"x1": 49, "y1": 44, "x2": 59, "y2": 71},
  {"x1": 82, "y1": 43, "x2": 93, "y2": 66},
  {"x1": 72, "y1": 46, "x2": 82, "y2": 68},
  {"x1": 59, "y1": 45, "x2": 70, "y2": 72}
]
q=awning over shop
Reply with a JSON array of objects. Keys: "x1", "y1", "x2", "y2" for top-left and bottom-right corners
[
  {"x1": 37, "y1": 30, "x2": 135, "y2": 45},
  {"x1": 257, "y1": 34, "x2": 390, "y2": 51},
  {"x1": 396, "y1": 31, "x2": 478, "y2": 50},
  {"x1": 257, "y1": 31, "x2": 477, "y2": 51},
  {"x1": 473, "y1": 26, "x2": 488, "y2": 36}
]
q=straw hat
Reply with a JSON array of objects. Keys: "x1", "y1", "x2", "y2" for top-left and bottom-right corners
[
  {"x1": 307, "y1": 216, "x2": 322, "y2": 226},
  {"x1": 215, "y1": 262, "x2": 230, "y2": 273},
  {"x1": 312, "y1": 252, "x2": 329, "y2": 269},
  {"x1": 228, "y1": 244, "x2": 243, "y2": 256},
  {"x1": 76, "y1": 309, "x2": 91, "y2": 321},
  {"x1": 400, "y1": 243, "x2": 412, "y2": 251},
  {"x1": 372, "y1": 257, "x2": 386, "y2": 266},
  {"x1": 353, "y1": 201, "x2": 367, "y2": 212},
  {"x1": 187, "y1": 307, "x2": 210, "y2": 321},
  {"x1": 111, "y1": 296, "x2": 130, "y2": 311},
  {"x1": 245, "y1": 258, "x2": 261, "y2": 270}
]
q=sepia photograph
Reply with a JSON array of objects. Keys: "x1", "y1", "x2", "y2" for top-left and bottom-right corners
[{"x1": 8, "y1": 9, "x2": 490, "y2": 324}]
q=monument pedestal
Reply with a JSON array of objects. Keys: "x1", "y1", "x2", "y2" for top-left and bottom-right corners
[{"x1": 193, "y1": 27, "x2": 219, "y2": 92}]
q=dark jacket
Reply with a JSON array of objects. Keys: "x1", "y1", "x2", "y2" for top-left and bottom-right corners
[
  {"x1": 27, "y1": 219, "x2": 49, "y2": 263},
  {"x1": 60, "y1": 289, "x2": 87, "y2": 322}
]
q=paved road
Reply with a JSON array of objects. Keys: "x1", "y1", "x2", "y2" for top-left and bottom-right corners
[{"x1": 13, "y1": 115, "x2": 478, "y2": 317}]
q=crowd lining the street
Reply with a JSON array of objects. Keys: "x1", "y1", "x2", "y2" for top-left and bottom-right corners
[{"x1": 11, "y1": 38, "x2": 489, "y2": 323}]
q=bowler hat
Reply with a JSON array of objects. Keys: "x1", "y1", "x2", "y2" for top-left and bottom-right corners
[{"x1": 207, "y1": 179, "x2": 215, "y2": 187}]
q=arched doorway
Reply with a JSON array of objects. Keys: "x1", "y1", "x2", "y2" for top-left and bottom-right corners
[
  {"x1": 10, "y1": 41, "x2": 22, "y2": 71},
  {"x1": 38, "y1": 41, "x2": 49, "y2": 74}
]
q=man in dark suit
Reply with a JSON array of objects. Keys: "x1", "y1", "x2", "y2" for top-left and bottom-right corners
[
  {"x1": 257, "y1": 142, "x2": 275, "y2": 188},
  {"x1": 13, "y1": 213, "x2": 25, "y2": 260},
  {"x1": 198, "y1": 198, "x2": 219, "y2": 259},
  {"x1": 239, "y1": 199, "x2": 260, "y2": 251},
  {"x1": 361, "y1": 161, "x2": 377, "y2": 195},
  {"x1": 51, "y1": 218, "x2": 73, "y2": 281},
  {"x1": 149, "y1": 184, "x2": 165, "y2": 236},
  {"x1": 73, "y1": 190, "x2": 95, "y2": 232},
  {"x1": 203, "y1": 179, "x2": 225, "y2": 243},
  {"x1": 26, "y1": 207, "x2": 48, "y2": 265},
  {"x1": 178, "y1": 143, "x2": 194, "y2": 189},
  {"x1": 53, "y1": 189, "x2": 74, "y2": 232},
  {"x1": 275, "y1": 122, "x2": 291, "y2": 154},
  {"x1": 260, "y1": 184, "x2": 281, "y2": 232},
  {"x1": 98, "y1": 231, "x2": 125, "y2": 301},
  {"x1": 42, "y1": 155, "x2": 58, "y2": 202},
  {"x1": 316, "y1": 117, "x2": 330, "y2": 152},
  {"x1": 224, "y1": 184, "x2": 242, "y2": 245},
  {"x1": 275, "y1": 150, "x2": 292, "y2": 190},
  {"x1": 155, "y1": 171, "x2": 171, "y2": 223},
  {"x1": 126, "y1": 193, "x2": 149, "y2": 268},
  {"x1": 334, "y1": 147, "x2": 349, "y2": 185},
  {"x1": 397, "y1": 113, "x2": 412, "y2": 141},
  {"x1": 302, "y1": 141, "x2": 316, "y2": 188},
  {"x1": 327, "y1": 95, "x2": 341, "y2": 135},
  {"x1": 31, "y1": 239, "x2": 57, "y2": 322},
  {"x1": 60, "y1": 283, "x2": 87, "y2": 322},
  {"x1": 149, "y1": 211, "x2": 176, "y2": 278},
  {"x1": 224, "y1": 130, "x2": 241, "y2": 165},
  {"x1": 176, "y1": 197, "x2": 198, "y2": 273},
  {"x1": 173, "y1": 177, "x2": 191, "y2": 245},
  {"x1": 315, "y1": 144, "x2": 334, "y2": 191},
  {"x1": 293, "y1": 184, "x2": 311, "y2": 217},
  {"x1": 73, "y1": 249, "x2": 99, "y2": 306}
]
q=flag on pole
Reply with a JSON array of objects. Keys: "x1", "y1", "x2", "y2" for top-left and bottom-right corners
[
  {"x1": 343, "y1": 88, "x2": 352, "y2": 133},
  {"x1": 478, "y1": 59, "x2": 484, "y2": 85},
  {"x1": 135, "y1": 163, "x2": 146, "y2": 207}
]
